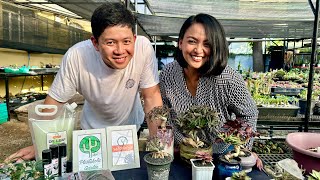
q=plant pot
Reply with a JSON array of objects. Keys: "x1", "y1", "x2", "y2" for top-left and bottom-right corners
[
  {"x1": 257, "y1": 106, "x2": 300, "y2": 117},
  {"x1": 286, "y1": 132, "x2": 320, "y2": 173},
  {"x1": 144, "y1": 152, "x2": 173, "y2": 180},
  {"x1": 239, "y1": 150, "x2": 256, "y2": 173},
  {"x1": 180, "y1": 143, "x2": 213, "y2": 164},
  {"x1": 217, "y1": 155, "x2": 241, "y2": 178},
  {"x1": 298, "y1": 99, "x2": 315, "y2": 115},
  {"x1": 190, "y1": 159, "x2": 215, "y2": 180}
]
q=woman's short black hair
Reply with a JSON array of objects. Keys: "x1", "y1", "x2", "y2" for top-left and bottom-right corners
[
  {"x1": 91, "y1": 2, "x2": 135, "y2": 40},
  {"x1": 175, "y1": 13, "x2": 228, "y2": 76}
]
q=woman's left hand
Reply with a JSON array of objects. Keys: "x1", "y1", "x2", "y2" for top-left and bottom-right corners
[{"x1": 252, "y1": 152, "x2": 263, "y2": 170}]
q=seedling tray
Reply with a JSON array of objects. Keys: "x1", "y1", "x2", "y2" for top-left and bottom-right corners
[{"x1": 258, "y1": 154, "x2": 292, "y2": 167}]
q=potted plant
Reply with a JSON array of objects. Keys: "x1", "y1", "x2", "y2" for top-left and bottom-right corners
[
  {"x1": 174, "y1": 105, "x2": 220, "y2": 163},
  {"x1": 190, "y1": 151, "x2": 215, "y2": 180},
  {"x1": 217, "y1": 119, "x2": 259, "y2": 173},
  {"x1": 144, "y1": 136, "x2": 174, "y2": 180},
  {"x1": 144, "y1": 106, "x2": 174, "y2": 180},
  {"x1": 145, "y1": 106, "x2": 174, "y2": 156}
]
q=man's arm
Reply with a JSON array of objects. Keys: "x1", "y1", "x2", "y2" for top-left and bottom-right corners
[
  {"x1": 44, "y1": 95, "x2": 64, "y2": 107},
  {"x1": 141, "y1": 84, "x2": 163, "y2": 137}
]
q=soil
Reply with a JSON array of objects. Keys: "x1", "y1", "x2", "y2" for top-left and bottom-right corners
[{"x1": 0, "y1": 117, "x2": 32, "y2": 162}]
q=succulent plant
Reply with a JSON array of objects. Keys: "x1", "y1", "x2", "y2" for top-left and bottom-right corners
[
  {"x1": 145, "y1": 136, "x2": 169, "y2": 159},
  {"x1": 231, "y1": 170, "x2": 251, "y2": 180},
  {"x1": 217, "y1": 119, "x2": 259, "y2": 162},
  {"x1": 195, "y1": 151, "x2": 213, "y2": 166},
  {"x1": 146, "y1": 106, "x2": 170, "y2": 130},
  {"x1": 145, "y1": 106, "x2": 172, "y2": 159},
  {"x1": 175, "y1": 105, "x2": 220, "y2": 148}
]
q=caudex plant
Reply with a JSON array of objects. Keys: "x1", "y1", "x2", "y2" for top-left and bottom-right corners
[
  {"x1": 145, "y1": 106, "x2": 172, "y2": 159},
  {"x1": 217, "y1": 119, "x2": 259, "y2": 162},
  {"x1": 175, "y1": 105, "x2": 220, "y2": 148}
]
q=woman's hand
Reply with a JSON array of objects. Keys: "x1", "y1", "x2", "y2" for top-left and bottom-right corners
[
  {"x1": 4, "y1": 145, "x2": 35, "y2": 163},
  {"x1": 252, "y1": 152, "x2": 263, "y2": 170}
]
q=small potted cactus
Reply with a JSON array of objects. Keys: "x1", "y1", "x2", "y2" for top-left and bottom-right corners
[
  {"x1": 190, "y1": 151, "x2": 215, "y2": 180},
  {"x1": 174, "y1": 105, "x2": 220, "y2": 163}
]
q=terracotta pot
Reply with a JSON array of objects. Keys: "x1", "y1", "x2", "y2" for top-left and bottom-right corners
[{"x1": 286, "y1": 132, "x2": 320, "y2": 173}]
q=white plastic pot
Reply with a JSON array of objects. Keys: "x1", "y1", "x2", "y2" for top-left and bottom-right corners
[{"x1": 190, "y1": 159, "x2": 215, "y2": 180}]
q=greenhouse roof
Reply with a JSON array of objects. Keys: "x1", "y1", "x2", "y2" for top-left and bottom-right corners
[{"x1": 13, "y1": 0, "x2": 318, "y2": 39}]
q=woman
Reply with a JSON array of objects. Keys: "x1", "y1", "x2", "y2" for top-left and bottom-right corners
[{"x1": 159, "y1": 13, "x2": 262, "y2": 169}]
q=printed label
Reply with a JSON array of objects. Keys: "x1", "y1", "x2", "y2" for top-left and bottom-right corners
[
  {"x1": 43, "y1": 163, "x2": 53, "y2": 178},
  {"x1": 111, "y1": 130, "x2": 135, "y2": 166},
  {"x1": 51, "y1": 158, "x2": 59, "y2": 176},
  {"x1": 61, "y1": 156, "x2": 67, "y2": 175},
  {"x1": 46, "y1": 131, "x2": 67, "y2": 148}
]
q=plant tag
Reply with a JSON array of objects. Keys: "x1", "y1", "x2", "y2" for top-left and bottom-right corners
[
  {"x1": 46, "y1": 131, "x2": 67, "y2": 148},
  {"x1": 72, "y1": 129, "x2": 107, "y2": 172}
]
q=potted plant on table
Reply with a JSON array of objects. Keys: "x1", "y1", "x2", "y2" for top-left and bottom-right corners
[
  {"x1": 174, "y1": 105, "x2": 220, "y2": 164},
  {"x1": 217, "y1": 119, "x2": 259, "y2": 173},
  {"x1": 190, "y1": 151, "x2": 215, "y2": 180},
  {"x1": 145, "y1": 106, "x2": 174, "y2": 156},
  {"x1": 144, "y1": 106, "x2": 174, "y2": 180}
]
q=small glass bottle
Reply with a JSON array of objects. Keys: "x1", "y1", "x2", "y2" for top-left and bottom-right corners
[
  {"x1": 59, "y1": 143, "x2": 67, "y2": 176},
  {"x1": 42, "y1": 149, "x2": 52, "y2": 178},
  {"x1": 50, "y1": 144, "x2": 59, "y2": 177}
]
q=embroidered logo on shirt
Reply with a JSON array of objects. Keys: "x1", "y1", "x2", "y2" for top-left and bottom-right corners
[{"x1": 125, "y1": 79, "x2": 135, "y2": 89}]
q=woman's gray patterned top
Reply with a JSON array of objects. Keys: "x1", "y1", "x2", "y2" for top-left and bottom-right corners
[{"x1": 159, "y1": 61, "x2": 258, "y2": 154}]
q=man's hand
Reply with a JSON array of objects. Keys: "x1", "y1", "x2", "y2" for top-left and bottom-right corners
[{"x1": 4, "y1": 145, "x2": 35, "y2": 163}]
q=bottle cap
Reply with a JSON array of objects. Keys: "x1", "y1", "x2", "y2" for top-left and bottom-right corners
[
  {"x1": 42, "y1": 149, "x2": 52, "y2": 162},
  {"x1": 59, "y1": 143, "x2": 67, "y2": 157},
  {"x1": 50, "y1": 144, "x2": 59, "y2": 159},
  {"x1": 65, "y1": 102, "x2": 77, "y2": 112}
]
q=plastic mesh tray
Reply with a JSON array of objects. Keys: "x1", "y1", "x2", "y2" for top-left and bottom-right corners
[{"x1": 258, "y1": 154, "x2": 293, "y2": 167}]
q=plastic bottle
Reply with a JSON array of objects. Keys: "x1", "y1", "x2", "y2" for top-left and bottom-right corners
[
  {"x1": 59, "y1": 143, "x2": 67, "y2": 176},
  {"x1": 42, "y1": 149, "x2": 52, "y2": 178},
  {"x1": 50, "y1": 144, "x2": 59, "y2": 177}
]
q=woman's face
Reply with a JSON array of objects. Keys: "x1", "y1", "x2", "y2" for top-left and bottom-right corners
[{"x1": 179, "y1": 23, "x2": 211, "y2": 70}]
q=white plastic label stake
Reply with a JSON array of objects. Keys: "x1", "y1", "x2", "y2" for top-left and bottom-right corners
[{"x1": 35, "y1": 104, "x2": 58, "y2": 116}]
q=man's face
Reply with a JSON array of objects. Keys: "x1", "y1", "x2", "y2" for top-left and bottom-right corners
[{"x1": 91, "y1": 25, "x2": 136, "y2": 69}]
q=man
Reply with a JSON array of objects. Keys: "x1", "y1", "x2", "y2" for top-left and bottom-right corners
[{"x1": 6, "y1": 2, "x2": 162, "y2": 162}]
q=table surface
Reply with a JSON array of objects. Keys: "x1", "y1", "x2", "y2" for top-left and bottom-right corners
[{"x1": 112, "y1": 152, "x2": 270, "y2": 180}]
